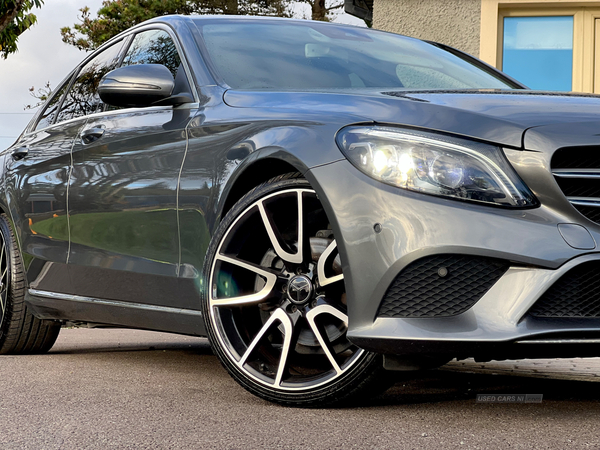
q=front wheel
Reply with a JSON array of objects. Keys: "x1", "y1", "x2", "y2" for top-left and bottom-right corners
[
  {"x1": 202, "y1": 174, "x2": 391, "y2": 406},
  {"x1": 0, "y1": 214, "x2": 60, "y2": 354}
]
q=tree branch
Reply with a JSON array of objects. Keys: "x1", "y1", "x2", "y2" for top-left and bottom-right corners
[
  {"x1": 0, "y1": 0, "x2": 27, "y2": 32},
  {"x1": 326, "y1": 2, "x2": 344, "y2": 11}
]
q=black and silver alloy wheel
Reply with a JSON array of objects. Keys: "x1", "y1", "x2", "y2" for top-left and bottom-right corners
[{"x1": 202, "y1": 174, "x2": 390, "y2": 406}]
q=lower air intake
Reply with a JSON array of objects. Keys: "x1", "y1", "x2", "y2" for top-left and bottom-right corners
[
  {"x1": 529, "y1": 261, "x2": 600, "y2": 318},
  {"x1": 377, "y1": 255, "x2": 509, "y2": 318}
]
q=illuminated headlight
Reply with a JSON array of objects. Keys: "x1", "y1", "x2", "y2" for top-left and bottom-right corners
[{"x1": 336, "y1": 126, "x2": 538, "y2": 208}]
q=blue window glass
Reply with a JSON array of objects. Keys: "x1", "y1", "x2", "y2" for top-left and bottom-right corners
[{"x1": 503, "y1": 16, "x2": 573, "y2": 91}]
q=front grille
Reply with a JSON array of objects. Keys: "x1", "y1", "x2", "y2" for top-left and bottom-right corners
[
  {"x1": 529, "y1": 261, "x2": 600, "y2": 318},
  {"x1": 552, "y1": 146, "x2": 600, "y2": 225},
  {"x1": 552, "y1": 147, "x2": 600, "y2": 169},
  {"x1": 556, "y1": 177, "x2": 600, "y2": 198},
  {"x1": 377, "y1": 255, "x2": 509, "y2": 318}
]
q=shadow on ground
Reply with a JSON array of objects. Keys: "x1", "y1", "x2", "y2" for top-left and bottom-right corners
[
  {"x1": 50, "y1": 339, "x2": 214, "y2": 355},
  {"x1": 372, "y1": 370, "x2": 600, "y2": 407},
  {"x1": 46, "y1": 330, "x2": 600, "y2": 409}
]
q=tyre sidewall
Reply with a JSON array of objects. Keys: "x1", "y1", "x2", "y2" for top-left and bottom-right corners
[
  {"x1": 0, "y1": 216, "x2": 13, "y2": 345},
  {"x1": 0, "y1": 215, "x2": 20, "y2": 350}
]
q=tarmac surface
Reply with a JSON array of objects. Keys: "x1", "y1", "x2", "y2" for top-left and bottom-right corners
[{"x1": 1, "y1": 328, "x2": 600, "y2": 449}]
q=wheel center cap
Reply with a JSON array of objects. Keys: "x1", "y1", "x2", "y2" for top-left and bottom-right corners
[{"x1": 286, "y1": 275, "x2": 313, "y2": 305}]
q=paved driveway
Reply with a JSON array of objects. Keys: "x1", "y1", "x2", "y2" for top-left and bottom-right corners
[{"x1": 1, "y1": 328, "x2": 599, "y2": 449}]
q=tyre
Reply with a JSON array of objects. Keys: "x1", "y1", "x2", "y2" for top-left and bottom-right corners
[
  {"x1": 202, "y1": 173, "x2": 392, "y2": 406},
  {"x1": 0, "y1": 214, "x2": 60, "y2": 354}
]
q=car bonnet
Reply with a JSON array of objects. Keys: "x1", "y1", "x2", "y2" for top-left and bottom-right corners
[{"x1": 224, "y1": 89, "x2": 600, "y2": 150}]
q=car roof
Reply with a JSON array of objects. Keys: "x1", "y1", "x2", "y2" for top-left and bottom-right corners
[{"x1": 132, "y1": 13, "x2": 371, "y2": 33}]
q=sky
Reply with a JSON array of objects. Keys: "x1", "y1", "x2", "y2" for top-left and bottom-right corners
[{"x1": 0, "y1": 1, "x2": 364, "y2": 151}]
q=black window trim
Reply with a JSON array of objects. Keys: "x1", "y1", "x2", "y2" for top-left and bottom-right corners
[
  {"x1": 30, "y1": 23, "x2": 198, "y2": 133},
  {"x1": 29, "y1": 69, "x2": 76, "y2": 133}
]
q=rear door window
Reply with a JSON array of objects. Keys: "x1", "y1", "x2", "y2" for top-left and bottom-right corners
[{"x1": 34, "y1": 76, "x2": 73, "y2": 131}]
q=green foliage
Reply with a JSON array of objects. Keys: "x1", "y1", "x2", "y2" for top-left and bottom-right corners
[
  {"x1": 0, "y1": 0, "x2": 43, "y2": 58},
  {"x1": 61, "y1": 0, "x2": 292, "y2": 52}
]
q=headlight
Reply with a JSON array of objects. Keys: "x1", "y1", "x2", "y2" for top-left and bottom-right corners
[{"x1": 336, "y1": 126, "x2": 538, "y2": 208}]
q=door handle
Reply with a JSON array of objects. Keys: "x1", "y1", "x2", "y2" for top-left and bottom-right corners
[
  {"x1": 81, "y1": 127, "x2": 105, "y2": 145},
  {"x1": 11, "y1": 146, "x2": 29, "y2": 160}
]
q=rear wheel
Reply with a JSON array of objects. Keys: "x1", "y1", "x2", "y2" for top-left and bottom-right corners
[
  {"x1": 0, "y1": 214, "x2": 60, "y2": 354},
  {"x1": 202, "y1": 174, "x2": 392, "y2": 406}
]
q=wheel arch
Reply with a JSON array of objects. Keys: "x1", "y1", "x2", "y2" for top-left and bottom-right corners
[
  {"x1": 218, "y1": 152, "x2": 309, "y2": 221},
  {"x1": 0, "y1": 191, "x2": 22, "y2": 260}
]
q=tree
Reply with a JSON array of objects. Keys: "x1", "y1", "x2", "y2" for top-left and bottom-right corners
[
  {"x1": 61, "y1": 0, "x2": 291, "y2": 52},
  {"x1": 25, "y1": 80, "x2": 51, "y2": 110},
  {"x1": 195, "y1": 0, "x2": 290, "y2": 16},
  {"x1": 0, "y1": 0, "x2": 43, "y2": 58},
  {"x1": 295, "y1": 0, "x2": 343, "y2": 22}
]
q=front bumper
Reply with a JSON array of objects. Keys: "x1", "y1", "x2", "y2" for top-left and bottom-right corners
[{"x1": 306, "y1": 159, "x2": 600, "y2": 359}]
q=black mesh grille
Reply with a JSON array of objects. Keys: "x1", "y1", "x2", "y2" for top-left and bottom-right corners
[
  {"x1": 529, "y1": 261, "x2": 600, "y2": 318},
  {"x1": 377, "y1": 255, "x2": 509, "y2": 318},
  {"x1": 555, "y1": 177, "x2": 600, "y2": 198},
  {"x1": 552, "y1": 147, "x2": 600, "y2": 169},
  {"x1": 572, "y1": 206, "x2": 600, "y2": 224},
  {"x1": 551, "y1": 147, "x2": 600, "y2": 225}
]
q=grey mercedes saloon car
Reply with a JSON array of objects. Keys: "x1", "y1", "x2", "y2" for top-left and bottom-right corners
[{"x1": 3, "y1": 15, "x2": 600, "y2": 406}]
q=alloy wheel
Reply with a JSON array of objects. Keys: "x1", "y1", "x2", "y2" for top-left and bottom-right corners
[{"x1": 208, "y1": 187, "x2": 365, "y2": 391}]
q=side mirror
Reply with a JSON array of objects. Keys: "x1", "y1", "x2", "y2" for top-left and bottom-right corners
[{"x1": 99, "y1": 64, "x2": 179, "y2": 108}]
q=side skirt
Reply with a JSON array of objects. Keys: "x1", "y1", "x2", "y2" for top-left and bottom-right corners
[{"x1": 25, "y1": 289, "x2": 207, "y2": 337}]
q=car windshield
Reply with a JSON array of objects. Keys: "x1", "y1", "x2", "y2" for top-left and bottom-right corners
[{"x1": 195, "y1": 20, "x2": 518, "y2": 91}]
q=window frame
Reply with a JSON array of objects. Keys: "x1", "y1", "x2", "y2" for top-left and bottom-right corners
[
  {"x1": 480, "y1": 0, "x2": 600, "y2": 93},
  {"x1": 30, "y1": 70, "x2": 76, "y2": 133},
  {"x1": 499, "y1": 11, "x2": 578, "y2": 91}
]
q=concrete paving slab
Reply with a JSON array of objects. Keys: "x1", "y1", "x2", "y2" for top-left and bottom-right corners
[{"x1": 443, "y1": 358, "x2": 600, "y2": 382}]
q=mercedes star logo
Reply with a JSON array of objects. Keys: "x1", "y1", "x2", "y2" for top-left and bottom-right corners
[{"x1": 287, "y1": 275, "x2": 313, "y2": 304}]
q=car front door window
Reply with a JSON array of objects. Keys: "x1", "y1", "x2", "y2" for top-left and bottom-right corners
[
  {"x1": 121, "y1": 29, "x2": 182, "y2": 78},
  {"x1": 56, "y1": 40, "x2": 125, "y2": 124}
]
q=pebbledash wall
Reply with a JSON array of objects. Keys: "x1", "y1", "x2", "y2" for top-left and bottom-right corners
[
  {"x1": 374, "y1": 0, "x2": 481, "y2": 58},
  {"x1": 370, "y1": 0, "x2": 600, "y2": 93}
]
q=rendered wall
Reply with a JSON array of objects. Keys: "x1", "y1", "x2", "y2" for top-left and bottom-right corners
[{"x1": 373, "y1": 0, "x2": 481, "y2": 57}]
